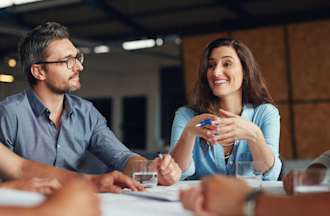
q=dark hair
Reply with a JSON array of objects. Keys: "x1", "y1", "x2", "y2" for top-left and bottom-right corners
[
  {"x1": 18, "y1": 22, "x2": 69, "y2": 86},
  {"x1": 192, "y1": 38, "x2": 274, "y2": 114}
]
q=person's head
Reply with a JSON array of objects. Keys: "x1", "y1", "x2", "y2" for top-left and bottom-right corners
[
  {"x1": 192, "y1": 38, "x2": 273, "y2": 114},
  {"x1": 18, "y1": 22, "x2": 84, "y2": 93}
]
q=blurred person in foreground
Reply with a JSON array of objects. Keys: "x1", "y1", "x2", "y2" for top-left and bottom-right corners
[
  {"x1": 0, "y1": 178, "x2": 100, "y2": 216},
  {"x1": 180, "y1": 175, "x2": 330, "y2": 216}
]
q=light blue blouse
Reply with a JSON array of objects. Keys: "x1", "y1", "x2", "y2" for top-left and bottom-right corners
[{"x1": 170, "y1": 104, "x2": 282, "y2": 180}]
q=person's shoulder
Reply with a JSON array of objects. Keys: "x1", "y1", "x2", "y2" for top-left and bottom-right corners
[
  {"x1": 0, "y1": 91, "x2": 27, "y2": 113},
  {"x1": 66, "y1": 94, "x2": 100, "y2": 117},
  {"x1": 176, "y1": 106, "x2": 196, "y2": 117},
  {"x1": 253, "y1": 103, "x2": 280, "y2": 119},
  {"x1": 66, "y1": 94, "x2": 93, "y2": 108}
]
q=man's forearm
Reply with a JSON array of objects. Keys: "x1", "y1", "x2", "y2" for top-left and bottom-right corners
[
  {"x1": 0, "y1": 207, "x2": 39, "y2": 216},
  {"x1": 256, "y1": 193, "x2": 330, "y2": 216},
  {"x1": 20, "y1": 160, "x2": 78, "y2": 183},
  {"x1": 122, "y1": 155, "x2": 146, "y2": 176}
]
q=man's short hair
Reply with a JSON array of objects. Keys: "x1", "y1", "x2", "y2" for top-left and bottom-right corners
[{"x1": 18, "y1": 22, "x2": 69, "y2": 86}]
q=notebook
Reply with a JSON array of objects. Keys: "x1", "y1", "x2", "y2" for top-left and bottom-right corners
[{"x1": 122, "y1": 189, "x2": 179, "y2": 202}]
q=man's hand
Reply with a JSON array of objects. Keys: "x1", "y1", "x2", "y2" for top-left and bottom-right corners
[
  {"x1": 37, "y1": 178, "x2": 100, "y2": 216},
  {"x1": 202, "y1": 176, "x2": 252, "y2": 216},
  {"x1": 0, "y1": 177, "x2": 61, "y2": 195},
  {"x1": 90, "y1": 171, "x2": 144, "y2": 193},
  {"x1": 152, "y1": 154, "x2": 181, "y2": 186},
  {"x1": 180, "y1": 185, "x2": 217, "y2": 216},
  {"x1": 180, "y1": 175, "x2": 252, "y2": 216},
  {"x1": 283, "y1": 171, "x2": 294, "y2": 195}
]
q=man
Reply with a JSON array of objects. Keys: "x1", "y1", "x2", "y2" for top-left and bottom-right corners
[
  {"x1": 0, "y1": 22, "x2": 181, "y2": 185},
  {"x1": 180, "y1": 175, "x2": 330, "y2": 216},
  {"x1": 0, "y1": 178, "x2": 100, "y2": 216},
  {"x1": 0, "y1": 142, "x2": 143, "y2": 193}
]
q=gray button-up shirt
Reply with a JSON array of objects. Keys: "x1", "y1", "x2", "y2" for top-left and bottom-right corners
[{"x1": 0, "y1": 89, "x2": 136, "y2": 171}]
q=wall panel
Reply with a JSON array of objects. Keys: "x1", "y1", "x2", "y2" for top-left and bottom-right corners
[
  {"x1": 232, "y1": 26, "x2": 288, "y2": 102},
  {"x1": 289, "y1": 20, "x2": 330, "y2": 100},
  {"x1": 295, "y1": 104, "x2": 330, "y2": 158}
]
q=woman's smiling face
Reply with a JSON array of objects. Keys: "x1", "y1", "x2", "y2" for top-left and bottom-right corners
[{"x1": 207, "y1": 46, "x2": 243, "y2": 99}]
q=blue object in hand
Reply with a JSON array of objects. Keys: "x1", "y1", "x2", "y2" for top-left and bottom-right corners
[{"x1": 195, "y1": 118, "x2": 212, "y2": 127}]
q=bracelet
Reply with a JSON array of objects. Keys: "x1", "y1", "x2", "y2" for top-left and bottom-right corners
[{"x1": 243, "y1": 190, "x2": 262, "y2": 216}]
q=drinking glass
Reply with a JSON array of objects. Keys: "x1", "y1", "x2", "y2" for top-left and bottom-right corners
[
  {"x1": 236, "y1": 161, "x2": 263, "y2": 189},
  {"x1": 132, "y1": 160, "x2": 158, "y2": 188}
]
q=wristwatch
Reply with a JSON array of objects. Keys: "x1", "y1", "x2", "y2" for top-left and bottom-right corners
[{"x1": 243, "y1": 189, "x2": 262, "y2": 216}]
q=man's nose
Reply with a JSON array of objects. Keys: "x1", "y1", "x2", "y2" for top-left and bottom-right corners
[{"x1": 74, "y1": 60, "x2": 84, "y2": 72}]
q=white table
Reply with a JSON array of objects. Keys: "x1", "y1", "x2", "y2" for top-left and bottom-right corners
[{"x1": 0, "y1": 181, "x2": 284, "y2": 216}]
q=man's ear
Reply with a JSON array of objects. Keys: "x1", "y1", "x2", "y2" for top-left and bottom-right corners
[{"x1": 30, "y1": 64, "x2": 46, "y2": 81}]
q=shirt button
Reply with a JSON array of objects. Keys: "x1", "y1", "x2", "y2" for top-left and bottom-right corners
[
  {"x1": 57, "y1": 145, "x2": 61, "y2": 148},
  {"x1": 229, "y1": 161, "x2": 233, "y2": 165}
]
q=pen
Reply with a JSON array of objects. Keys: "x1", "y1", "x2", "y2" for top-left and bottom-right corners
[{"x1": 195, "y1": 118, "x2": 213, "y2": 127}]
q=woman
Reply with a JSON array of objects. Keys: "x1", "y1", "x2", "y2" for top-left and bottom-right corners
[{"x1": 170, "y1": 38, "x2": 281, "y2": 180}]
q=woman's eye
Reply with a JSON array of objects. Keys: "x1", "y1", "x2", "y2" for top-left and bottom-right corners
[
  {"x1": 207, "y1": 63, "x2": 216, "y2": 69},
  {"x1": 223, "y1": 61, "x2": 232, "y2": 68}
]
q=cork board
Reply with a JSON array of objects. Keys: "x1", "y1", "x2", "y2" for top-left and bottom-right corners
[
  {"x1": 295, "y1": 104, "x2": 330, "y2": 158},
  {"x1": 277, "y1": 104, "x2": 293, "y2": 159},
  {"x1": 232, "y1": 26, "x2": 288, "y2": 102},
  {"x1": 289, "y1": 20, "x2": 330, "y2": 100}
]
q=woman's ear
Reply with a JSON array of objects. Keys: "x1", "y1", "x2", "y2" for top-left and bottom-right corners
[{"x1": 30, "y1": 64, "x2": 46, "y2": 81}]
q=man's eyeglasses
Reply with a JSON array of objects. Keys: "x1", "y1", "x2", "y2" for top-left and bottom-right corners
[{"x1": 35, "y1": 52, "x2": 84, "y2": 69}]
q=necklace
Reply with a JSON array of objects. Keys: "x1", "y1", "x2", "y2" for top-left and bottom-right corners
[{"x1": 224, "y1": 152, "x2": 231, "y2": 159}]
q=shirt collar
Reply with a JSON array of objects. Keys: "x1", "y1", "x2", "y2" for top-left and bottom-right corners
[
  {"x1": 63, "y1": 94, "x2": 74, "y2": 117},
  {"x1": 26, "y1": 89, "x2": 75, "y2": 117},
  {"x1": 26, "y1": 89, "x2": 48, "y2": 117}
]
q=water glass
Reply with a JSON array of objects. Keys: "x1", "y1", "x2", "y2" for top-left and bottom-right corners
[
  {"x1": 132, "y1": 160, "x2": 158, "y2": 188},
  {"x1": 236, "y1": 161, "x2": 263, "y2": 189}
]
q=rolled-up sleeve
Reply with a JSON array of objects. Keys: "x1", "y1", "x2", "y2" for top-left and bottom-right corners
[
  {"x1": 259, "y1": 104, "x2": 282, "y2": 180},
  {"x1": 88, "y1": 106, "x2": 137, "y2": 171},
  {"x1": 0, "y1": 105, "x2": 17, "y2": 150},
  {"x1": 169, "y1": 107, "x2": 195, "y2": 179}
]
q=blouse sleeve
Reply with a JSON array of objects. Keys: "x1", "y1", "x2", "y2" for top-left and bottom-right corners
[
  {"x1": 169, "y1": 107, "x2": 196, "y2": 179},
  {"x1": 258, "y1": 104, "x2": 282, "y2": 180}
]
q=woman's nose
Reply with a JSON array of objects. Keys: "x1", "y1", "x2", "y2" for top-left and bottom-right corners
[{"x1": 213, "y1": 64, "x2": 223, "y2": 76}]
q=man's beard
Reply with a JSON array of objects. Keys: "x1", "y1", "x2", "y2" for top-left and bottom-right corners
[{"x1": 46, "y1": 80, "x2": 81, "y2": 94}]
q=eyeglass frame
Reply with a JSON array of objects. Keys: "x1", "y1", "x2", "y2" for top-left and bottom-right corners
[{"x1": 34, "y1": 52, "x2": 84, "y2": 69}]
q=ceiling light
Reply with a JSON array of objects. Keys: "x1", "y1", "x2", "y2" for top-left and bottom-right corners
[
  {"x1": 155, "y1": 38, "x2": 164, "y2": 46},
  {"x1": 0, "y1": 0, "x2": 43, "y2": 8},
  {"x1": 8, "y1": 58, "x2": 17, "y2": 68},
  {"x1": 0, "y1": 74, "x2": 15, "y2": 83},
  {"x1": 79, "y1": 47, "x2": 92, "y2": 54},
  {"x1": 94, "y1": 45, "x2": 110, "y2": 54},
  {"x1": 122, "y1": 39, "x2": 156, "y2": 50}
]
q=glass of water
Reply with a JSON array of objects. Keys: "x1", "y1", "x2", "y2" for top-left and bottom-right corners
[
  {"x1": 236, "y1": 161, "x2": 263, "y2": 189},
  {"x1": 293, "y1": 169, "x2": 330, "y2": 194},
  {"x1": 132, "y1": 160, "x2": 158, "y2": 188}
]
